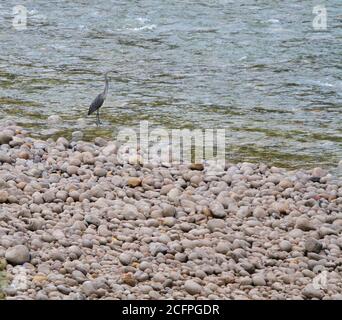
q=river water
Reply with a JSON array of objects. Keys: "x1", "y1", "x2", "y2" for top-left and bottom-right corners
[{"x1": 0, "y1": 1, "x2": 341, "y2": 169}]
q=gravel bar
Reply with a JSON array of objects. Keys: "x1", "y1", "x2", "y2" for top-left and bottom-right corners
[{"x1": 1, "y1": 122, "x2": 342, "y2": 300}]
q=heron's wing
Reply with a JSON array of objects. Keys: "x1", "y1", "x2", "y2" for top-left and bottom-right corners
[{"x1": 88, "y1": 93, "x2": 105, "y2": 115}]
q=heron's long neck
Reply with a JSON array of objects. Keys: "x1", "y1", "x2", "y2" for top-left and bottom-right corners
[{"x1": 103, "y1": 74, "x2": 109, "y2": 97}]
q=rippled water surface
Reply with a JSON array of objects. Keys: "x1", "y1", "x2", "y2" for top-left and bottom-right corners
[{"x1": 0, "y1": 0, "x2": 341, "y2": 169}]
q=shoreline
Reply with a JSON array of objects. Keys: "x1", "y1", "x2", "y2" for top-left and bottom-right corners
[
  {"x1": 4, "y1": 116, "x2": 342, "y2": 172},
  {"x1": 1, "y1": 122, "x2": 342, "y2": 300}
]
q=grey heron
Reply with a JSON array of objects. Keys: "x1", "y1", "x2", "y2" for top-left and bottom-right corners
[{"x1": 88, "y1": 71, "x2": 116, "y2": 125}]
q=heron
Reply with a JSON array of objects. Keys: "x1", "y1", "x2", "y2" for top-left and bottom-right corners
[{"x1": 87, "y1": 71, "x2": 116, "y2": 126}]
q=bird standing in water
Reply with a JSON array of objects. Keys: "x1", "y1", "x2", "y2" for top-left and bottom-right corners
[{"x1": 88, "y1": 71, "x2": 115, "y2": 126}]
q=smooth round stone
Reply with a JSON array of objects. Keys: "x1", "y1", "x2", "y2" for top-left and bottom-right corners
[
  {"x1": 312, "y1": 167, "x2": 327, "y2": 178},
  {"x1": 0, "y1": 132, "x2": 13, "y2": 145},
  {"x1": 56, "y1": 137, "x2": 69, "y2": 147},
  {"x1": 295, "y1": 217, "x2": 315, "y2": 231},
  {"x1": 94, "y1": 168, "x2": 107, "y2": 177},
  {"x1": 97, "y1": 225, "x2": 111, "y2": 237},
  {"x1": 94, "y1": 137, "x2": 108, "y2": 147},
  {"x1": 237, "y1": 206, "x2": 251, "y2": 218},
  {"x1": 43, "y1": 190, "x2": 55, "y2": 203},
  {"x1": 50, "y1": 250, "x2": 66, "y2": 262},
  {"x1": 184, "y1": 280, "x2": 203, "y2": 295},
  {"x1": 279, "y1": 240, "x2": 292, "y2": 252},
  {"x1": 175, "y1": 253, "x2": 187, "y2": 262},
  {"x1": 28, "y1": 218, "x2": 44, "y2": 231},
  {"x1": 82, "y1": 152, "x2": 95, "y2": 165},
  {"x1": 0, "y1": 153, "x2": 12, "y2": 164},
  {"x1": 240, "y1": 276, "x2": 253, "y2": 286},
  {"x1": 161, "y1": 204, "x2": 176, "y2": 217},
  {"x1": 215, "y1": 241, "x2": 230, "y2": 254},
  {"x1": 5, "y1": 245, "x2": 30, "y2": 265},
  {"x1": 279, "y1": 179, "x2": 293, "y2": 189},
  {"x1": 149, "y1": 243, "x2": 168, "y2": 256},
  {"x1": 305, "y1": 238, "x2": 323, "y2": 253},
  {"x1": 81, "y1": 281, "x2": 97, "y2": 296},
  {"x1": 252, "y1": 275, "x2": 266, "y2": 286},
  {"x1": 48, "y1": 115, "x2": 62, "y2": 124},
  {"x1": 139, "y1": 261, "x2": 152, "y2": 271},
  {"x1": 82, "y1": 239, "x2": 93, "y2": 248},
  {"x1": 253, "y1": 206, "x2": 266, "y2": 219},
  {"x1": 85, "y1": 215, "x2": 101, "y2": 226},
  {"x1": 127, "y1": 177, "x2": 142, "y2": 187},
  {"x1": 167, "y1": 188, "x2": 180, "y2": 204},
  {"x1": 71, "y1": 270, "x2": 87, "y2": 284},
  {"x1": 0, "y1": 190, "x2": 8, "y2": 203},
  {"x1": 118, "y1": 253, "x2": 132, "y2": 266},
  {"x1": 67, "y1": 166, "x2": 78, "y2": 175},
  {"x1": 209, "y1": 201, "x2": 226, "y2": 218},
  {"x1": 207, "y1": 219, "x2": 225, "y2": 232},
  {"x1": 302, "y1": 284, "x2": 324, "y2": 299},
  {"x1": 162, "y1": 217, "x2": 176, "y2": 227}
]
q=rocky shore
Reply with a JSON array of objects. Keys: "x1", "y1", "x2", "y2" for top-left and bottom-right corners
[{"x1": 0, "y1": 121, "x2": 342, "y2": 300}]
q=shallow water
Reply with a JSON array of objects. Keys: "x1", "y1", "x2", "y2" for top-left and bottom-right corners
[{"x1": 0, "y1": 0, "x2": 341, "y2": 169}]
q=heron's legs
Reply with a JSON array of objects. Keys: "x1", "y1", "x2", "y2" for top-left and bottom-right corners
[{"x1": 96, "y1": 109, "x2": 102, "y2": 126}]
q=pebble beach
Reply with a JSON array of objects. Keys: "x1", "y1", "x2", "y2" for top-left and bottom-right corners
[{"x1": 1, "y1": 121, "x2": 342, "y2": 300}]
